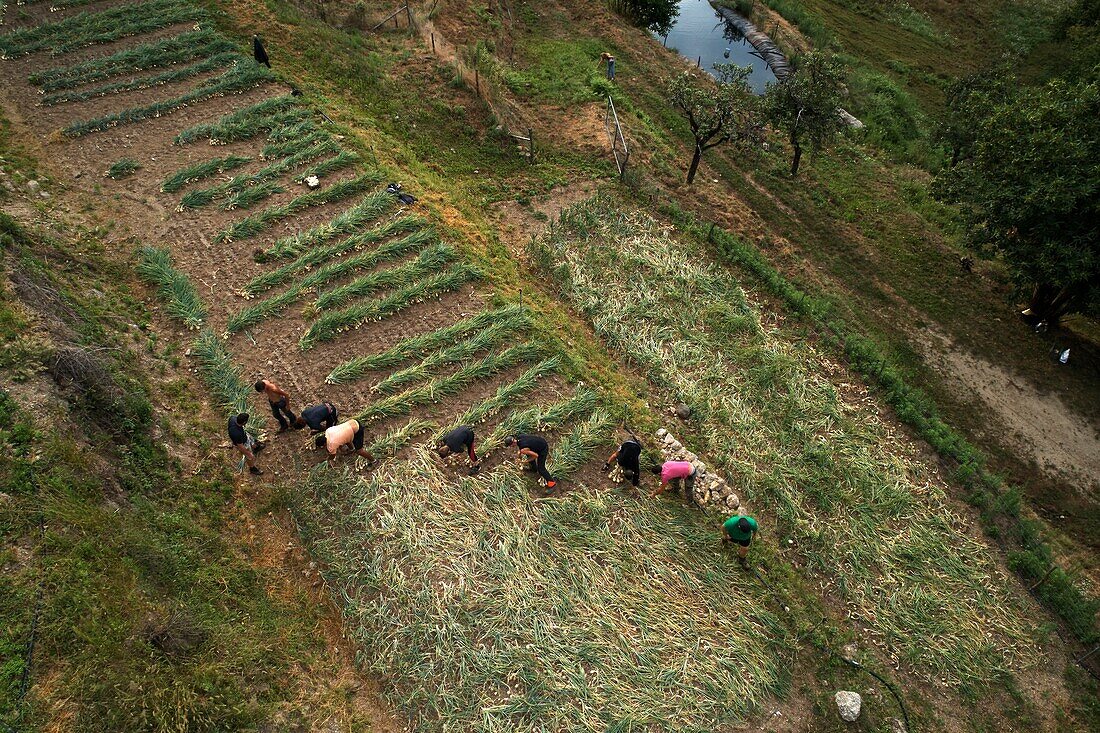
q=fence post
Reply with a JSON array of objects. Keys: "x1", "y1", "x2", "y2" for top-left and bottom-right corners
[
  {"x1": 431, "y1": 32, "x2": 435, "y2": 52},
  {"x1": 405, "y1": 2, "x2": 412, "y2": 28},
  {"x1": 528, "y1": 128, "x2": 533, "y2": 163},
  {"x1": 697, "y1": 56, "x2": 701, "y2": 68},
  {"x1": 475, "y1": 67, "x2": 480, "y2": 95}
]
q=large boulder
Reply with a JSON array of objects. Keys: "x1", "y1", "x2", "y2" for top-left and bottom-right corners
[{"x1": 835, "y1": 691, "x2": 861, "y2": 722}]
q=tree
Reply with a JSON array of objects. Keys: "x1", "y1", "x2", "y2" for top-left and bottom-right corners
[
  {"x1": 612, "y1": 0, "x2": 680, "y2": 37},
  {"x1": 932, "y1": 75, "x2": 1100, "y2": 325},
  {"x1": 762, "y1": 52, "x2": 845, "y2": 176},
  {"x1": 666, "y1": 64, "x2": 762, "y2": 184},
  {"x1": 934, "y1": 71, "x2": 1012, "y2": 167}
]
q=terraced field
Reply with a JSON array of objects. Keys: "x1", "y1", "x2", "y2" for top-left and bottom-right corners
[{"x1": 0, "y1": 1, "x2": 1088, "y2": 731}]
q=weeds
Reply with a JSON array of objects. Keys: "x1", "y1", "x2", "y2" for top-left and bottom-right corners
[
  {"x1": 106, "y1": 158, "x2": 141, "y2": 179},
  {"x1": 29, "y1": 29, "x2": 235, "y2": 92},
  {"x1": 161, "y1": 155, "x2": 251, "y2": 193},
  {"x1": 41, "y1": 52, "x2": 243, "y2": 106},
  {"x1": 257, "y1": 190, "x2": 396, "y2": 262},
  {"x1": 357, "y1": 343, "x2": 541, "y2": 422},
  {"x1": 0, "y1": 0, "x2": 204, "y2": 57},
  {"x1": 215, "y1": 173, "x2": 381, "y2": 243},
  {"x1": 325, "y1": 305, "x2": 528, "y2": 383},
  {"x1": 173, "y1": 96, "x2": 302, "y2": 145},
  {"x1": 135, "y1": 246, "x2": 206, "y2": 329},
  {"x1": 373, "y1": 320, "x2": 521, "y2": 394},
  {"x1": 64, "y1": 61, "x2": 273, "y2": 137},
  {"x1": 243, "y1": 215, "x2": 422, "y2": 295},
  {"x1": 299, "y1": 264, "x2": 479, "y2": 348},
  {"x1": 313, "y1": 242, "x2": 455, "y2": 310}
]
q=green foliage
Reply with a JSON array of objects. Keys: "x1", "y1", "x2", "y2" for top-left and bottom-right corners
[
  {"x1": 666, "y1": 64, "x2": 762, "y2": 183},
  {"x1": 105, "y1": 158, "x2": 141, "y2": 180},
  {"x1": 29, "y1": 28, "x2": 235, "y2": 92},
  {"x1": 547, "y1": 410, "x2": 615, "y2": 476},
  {"x1": 222, "y1": 180, "x2": 285, "y2": 211},
  {"x1": 482, "y1": 388, "x2": 600, "y2": 453},
  {"x1": 0, "y1": 0, "x2": 204, "y2": 57},
  {"x1": 173, "y1": 96, "x2": 302, "y2": 145},
  {"x1": 846, "y1": 67, "x2": 926, "y2": 159},
  {"x1": 161, "y1": 155, "x2": 252, "y2": 194},
  {"x1": 64, "y1": 61, "x2": 274, "y2": 138},
  {"x1": 41, "y1": 52, "x2": 243, "y2": 106},
  {"x1": 214, "y1": 173, "x2": 381, "y2": 243},
  {"x1": 358, "y1": 343, "x2": 541, "y2": 422},
  {"x1": 933, "y1": 74, "x2": 1100, "y2": 322},
  {"x1": 756, "y1": 0, "x2": 832, "y2": 47},
  {"x1": 366, "y1": 418, "x2": 437, "y2": 458},
  {"x1": 608, "y1": 0, "x2": 680, "y2": 36},
  {"x1": 135, "y1": 246, "x2": 206, "y2": 329},
  {"x1": 294, "y1": 151, "x2": 362, "y2": 183},
  {"x1": 326, "y1": 305, "x2": 528, "y2": 384},
  {"x1": 763, "y1": 51, "x2": 847, "y2": 175},
  {"x1": 256, "y1": 190, "x2": 397, "y2": 263},
  {"x1": 300, "y1": 264, "x2": 480, "y2": 348},
  {"x1": 437, "y1": 356, "x2": 561, "y2": 438}
]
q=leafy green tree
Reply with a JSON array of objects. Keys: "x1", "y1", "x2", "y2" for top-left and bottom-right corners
[
  {"x1": 934, "y1": 71, "x2": 1012, "y2": 167},
  {"x1": 762, "y1": 52, "x2": 846, "y2": 176},
  {"x1": 667, "y1": 64, "x2": 762, "y2": 184},
  {"x1": 611, "y1": 0, "x2": 680, "y2": 37},
  {"x1": 933, "y1": 75, "x2": 1100, "y2": 325}
]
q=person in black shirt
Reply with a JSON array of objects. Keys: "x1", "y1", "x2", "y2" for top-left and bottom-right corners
[
  {"x1": 228, "y1": 412, "x2": 263, "y2": 475},
  {"x1": 437, "y1": 425, "x2": 480, "y2": 474},
  {"x1": 253, "y1": 35, "x2": 271, "y2": 68},
  {"x1": 295, "y1": 402, "x2": 338, "y2": 432},
  {"x1": 505, "y1": 434, "x2": 555, "y2": 490},
  {"x1": 604, "y1": 436, "x2": 642, "y2": 488}
]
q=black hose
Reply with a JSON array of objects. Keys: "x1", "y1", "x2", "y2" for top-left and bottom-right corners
[{"x1": 746, "y1": 564, "x2": 912, "y2": 732}]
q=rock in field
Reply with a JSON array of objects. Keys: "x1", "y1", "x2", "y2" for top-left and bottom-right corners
[{"x1": 835, "y1": 691, "x2": 861, "y2": 722}]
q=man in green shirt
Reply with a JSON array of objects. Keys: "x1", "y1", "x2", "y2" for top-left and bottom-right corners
[{"x1": 722, "y1": 514, "x2": 758, "y2": 564}]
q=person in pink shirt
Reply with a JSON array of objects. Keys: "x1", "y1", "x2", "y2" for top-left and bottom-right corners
[
  {"x1": 651, "y1": 460, "x2": 697, "y2": 500},
  {"x1": 314, "y1": 418, "x2": 374, "y2": 466}
]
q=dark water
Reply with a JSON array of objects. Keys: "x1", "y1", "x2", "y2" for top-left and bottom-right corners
[{"x1": 656, "y1": 0, "x2": 776, "y2": 93}]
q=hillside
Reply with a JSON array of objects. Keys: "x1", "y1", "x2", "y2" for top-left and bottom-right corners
[{"x1": 0, "y1": 0, "x2": 1096, "y2": 732}]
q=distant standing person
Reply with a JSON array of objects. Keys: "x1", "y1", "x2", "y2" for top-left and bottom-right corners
[
  {"x1": 228, "y1": 412, "x2": 264, "y2": 476},
  {"x1": 255, "y1": 378, "x2": 296, "y2": 432},
  {"x1": 437, "y1": 424, "x2": 481, "y2": 474},
  {"x1": 505, "y1": 434, "x2": 556, "y2": 490},
  {"x1": 722, "y1": 514, "x2": 758, "y2": 564},
  {"x1": 599, "y1": 51, "x2": 616, "y2": 80},
  {"x1": 652, "y1": 460, "x2": 696, "y2": 501},
  {"x1": 253, "y1": 34, "x2": 271, "y2": 68},
  {"x1": 316, "y1": 418, "x2": 374, "y2": 466},
  {"x1": 295, "y1": 402, "x2": 338, "y2": 432},
  {"x1": 604, "y1": 435, "x2": 642, "y2": 489}
]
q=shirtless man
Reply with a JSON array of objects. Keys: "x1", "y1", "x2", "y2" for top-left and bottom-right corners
[
  {"x1": 254, "y1": 378, "x2": 296, "y2": 432},
  {"x1": 315, "y1": 418, "x2": 374, "y2": 466}
]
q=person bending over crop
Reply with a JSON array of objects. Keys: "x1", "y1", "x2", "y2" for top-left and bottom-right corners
[
  {"x1": 652, "y1": 460, "x2": 696, "y2": 500},
  {"x1": 722, "y1": 514, "x2": 758, "y2": 564},
  {"x1": 295, "y1": 402, "x2": 338, "y2": 432},
  {"x1": 604, "y1": 435, "x2": 642, "y2": 489},
  {"x1": 437, "y1": 424, "x2": 480, "y2": 474},
  {"x1": 505, "y1": 434, "x2": 556, "y2": 490},
  {"x1": 255, "y1": 378, "x2": 296, "y2": 432},
  {"x1": 316, "y1": 418, "x2": 374, "y2": 466},
  {"x1": 228, "y1": 412, "x2": 264, "y2": 476}
]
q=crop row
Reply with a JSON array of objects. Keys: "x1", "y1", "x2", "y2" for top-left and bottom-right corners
[
  {"x1": 256, "y1": 190, "x2": 398, "y2": 263},
  {"x1": 214, "y1": 172, "x2": 381, "y2": 243},
  {"x1": 41, "y1": 51, "x2": 243, "y2": 106},
  {"x1": 434, "y1": 355, "x2": 561, "y2": 440},
  {"x1": 30, "y1": 28, "x2": 236, "y2": 92},
  {"x1": 64, "y1": 60, "x2": 273, "y2": 137},
  {"x1": 0, "y1": 0, "x2": 203, "y2": 57},
  {"x1": 135, "y1": 246, "x2": 206, "y2": 329},
  {"x1": 161, "y1": 154, "x2": 252, "y2": 194},
  {"x1": 174, "y1": 95, "x2": 304, "y2": 145},
  {"x1": 300, "y1": 264, "x2": 480, "y2": 349},
  {"x1": 372, "y1": 321, "x2": 522, "y2": 394},
  {"x1": 326, "y1": 304, "x2": 528, "y2": 384}
]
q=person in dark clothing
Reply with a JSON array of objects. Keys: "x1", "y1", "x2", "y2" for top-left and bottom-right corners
[
  {"x1": 253, "y1": 35, "x2": 270, "y2": 68},
  {"x1": 228, "y1": 412, "x2": 263, "y2": 475},
  {"x1": 255, "y1": 378, "x2": 296, "y2": 432},
  {"x1": 505, "y1": 434, "x2": 555, "y2": 490},
  {"x1": 437, "y1": 424, "x2": 480, "y2": 474},
  {"x1": 604, "y1": 436, "x2": 642, "y2": 488},
  {"x1": 295, "y1": 402, "x2": 338, "y2": 432}
]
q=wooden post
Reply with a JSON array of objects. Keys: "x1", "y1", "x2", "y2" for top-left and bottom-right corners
[
  {"x1": 697, "y1": 56, "x2": 701, "y2": 68},
  {"x1": 1076, "y1": 645, "x2": 1100, "y2": 665},
  {"x1": 431, "y1": 32, "x2": 435, "y2": 52},
  {"x1": 527, "y1": 127, "x2": 533, "y2": 163},
  {"x1": 1029, "y1": 564, "x2": 1057, "y2": 592},
  {"x1": 475, "y1": 67, "x2": 480, "y2": 95},
  {"x1": 405, "y1": 2, "x2": 413, "y2": 28}
]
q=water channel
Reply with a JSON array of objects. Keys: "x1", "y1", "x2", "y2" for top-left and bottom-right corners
[{"x1": 656, "y1": 0, "x2": 776, "y2": 93}]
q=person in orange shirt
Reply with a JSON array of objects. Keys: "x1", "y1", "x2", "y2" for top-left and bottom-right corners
[{"x1": 315, "y1": 418, "x2": 374, "y2": 466}]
